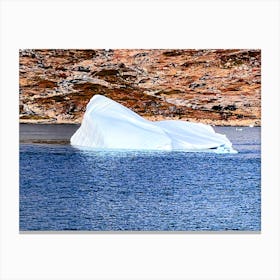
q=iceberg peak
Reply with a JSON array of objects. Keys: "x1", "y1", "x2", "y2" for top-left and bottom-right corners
[{"x1": 71, "y1": 94, "x2": 237, "y2": 153}]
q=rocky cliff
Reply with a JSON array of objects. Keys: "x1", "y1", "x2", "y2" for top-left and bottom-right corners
[{"x1": 19, "y1": 49, "x2": 261, "y2": 126}]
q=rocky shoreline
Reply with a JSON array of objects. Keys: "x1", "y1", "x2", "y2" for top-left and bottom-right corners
[
  {"x1": 19, "y1": 49, "x2": 261, "y2": 126},
  {"x1": 19, "y1": 117, "x2": 258, "y2": 127}
]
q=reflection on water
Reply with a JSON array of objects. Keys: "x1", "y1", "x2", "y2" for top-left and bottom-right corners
[{"x1": 20, "y1": 127, "x2": 261, "y2": 231}]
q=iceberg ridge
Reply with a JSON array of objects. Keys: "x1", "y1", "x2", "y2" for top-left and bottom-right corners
[{"x1": 70, "y1": 95, "x2": 237, "y2": 153}]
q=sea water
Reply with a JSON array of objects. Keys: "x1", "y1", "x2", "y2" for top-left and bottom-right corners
[{"x1": 19, "y1": 126, "x2": 261, "y2": 231}]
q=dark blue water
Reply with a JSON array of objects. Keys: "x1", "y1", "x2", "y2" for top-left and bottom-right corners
[{"x1": 20, "y1": 127, "x2": 261, "y2": 231}]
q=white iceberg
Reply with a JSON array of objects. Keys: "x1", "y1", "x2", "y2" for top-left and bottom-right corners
[{"x1": 71, "y1": 95, "x2": 237, "y2": 153}]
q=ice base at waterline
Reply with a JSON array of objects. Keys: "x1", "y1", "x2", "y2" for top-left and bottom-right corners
[{"x1": 71, "y1": 95, "x2": 237, "y2": 153}]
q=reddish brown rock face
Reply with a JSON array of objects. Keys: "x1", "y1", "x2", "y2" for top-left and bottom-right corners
[{"x1": 19, "y1": 49, "x2": 261, "y2": 126}]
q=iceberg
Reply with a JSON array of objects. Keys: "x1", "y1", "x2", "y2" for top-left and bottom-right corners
[{"x1": 70, "y1": 95, "x2": 237, "y2": 153}]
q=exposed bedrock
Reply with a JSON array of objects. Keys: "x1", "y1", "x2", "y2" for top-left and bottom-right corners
[{"x1": 19, "y1": 49, "x2": 261, "y2": 126}]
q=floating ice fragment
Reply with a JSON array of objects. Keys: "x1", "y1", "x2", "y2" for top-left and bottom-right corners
[{"x1": 71, "y1": 95, "x2": 237, "y2": 153}]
